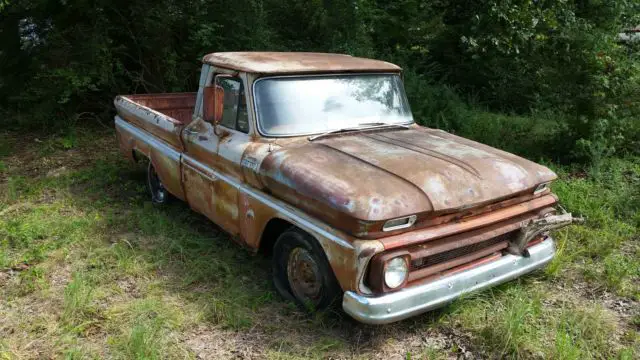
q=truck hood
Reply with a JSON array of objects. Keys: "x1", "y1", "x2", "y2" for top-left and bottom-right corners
[{"x1": 258, "y1": 127, "x2": 556, "y2": 232}]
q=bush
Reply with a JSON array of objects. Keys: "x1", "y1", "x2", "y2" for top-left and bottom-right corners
[
  {"x1": 413, "y1": 0, "x2": 639, "y2": 162},
  {"x1": 0, "y1": 0, "x2": 637, "y2": 164}
]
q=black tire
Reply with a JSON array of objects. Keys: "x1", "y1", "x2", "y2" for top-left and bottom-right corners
[
  {"x1": 272, "y1": 229, "x2": 342, "y2": 311},
  {"x1": 147, "y1": 161, "x2": 170, "y2": 204}
]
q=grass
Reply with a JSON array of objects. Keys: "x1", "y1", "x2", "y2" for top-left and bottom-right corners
[
  {"x1": 548, "y1": 158, "x2": 640, "y2": 300},
  {"x1": 441, "y1": 283, "x2": 627, "y2": 359},
  {"x1": 0, "y1": 127, "x2": 638, "y2": 359},
  {"x1": 62, "y1": 272, "x2": 96, "y2": 327}
]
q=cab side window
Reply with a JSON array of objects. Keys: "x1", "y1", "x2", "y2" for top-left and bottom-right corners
[{"x1": 215, "y1": 76, "x2": 249, "y2": 133}]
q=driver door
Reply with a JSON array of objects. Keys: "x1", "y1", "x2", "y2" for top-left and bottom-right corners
[{"x1": 181, "y1": 74, "x2": 251, "y2": 238}]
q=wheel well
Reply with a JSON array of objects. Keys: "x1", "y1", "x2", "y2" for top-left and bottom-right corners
[
  {"x1": 259, "y1": 218, "x2": 294, "y2": 255},
  {"x1": 132, "y1": 149, "x2": 146, "y2": 163}
]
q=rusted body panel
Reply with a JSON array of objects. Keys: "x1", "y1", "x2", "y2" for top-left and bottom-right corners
[
  {"x1": 123, "y1": 93, "x2": 196, "y2": 125},
  {"x1": 256, "y1": 127, "x2": 557, "y2": 238},
  {"x1": 202, "y1": 52, "x2": 401, "y2": 74},
  {"x1": 378, "y1": 194, "x2": 557, "y2": 249},
  {"x1": 114, "y1": 53, "x2": 575, "y2": 322},
  {"x1": 115, "y1": 118, "x2": 186, "y2": 201},
  {"x1": 114, "y1": 93, "x2": 198, "y2": 202},
  {"x1": 114, "y1": 93, "x2": 195, "y2": 150}
]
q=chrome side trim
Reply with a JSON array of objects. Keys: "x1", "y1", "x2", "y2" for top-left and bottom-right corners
[
  {"x1": 115, "y1": 117, "x2": 180, "y2": 162},
  {"x1": 182, "y1": 154, "x2": 354, "y2": 250},
  {"x1": 343, "y1": 238, "x2": 556, "y2": 324}
]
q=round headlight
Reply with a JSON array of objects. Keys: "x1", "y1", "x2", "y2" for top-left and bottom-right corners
[{"x1": 384, "y1": 257, "x2": 408, "y2": 289}]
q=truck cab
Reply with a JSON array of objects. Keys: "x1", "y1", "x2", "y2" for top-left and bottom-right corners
[{"x1": 114, "y1": 52, "x2": 578, "y2": 324}]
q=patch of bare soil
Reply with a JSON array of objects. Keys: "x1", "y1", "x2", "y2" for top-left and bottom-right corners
[
  {"x1": 0, "y1": 271, "x2": 10, "y2": 287},
  {"x1": 184, "y1": 326, "x2": 260, "y2": 359},
  {"x1": 552, "y1": 277, "x2": 639, "y2": 325},
  {"x1": 115, "y1": 277, "x2": 142, "y2": 299},
  {"x1": 47, "y1": 263, "x2": 73, "y2": 291},
  {"x1": 181, "y1": 305, "x2": 483, "y2": 360},
  {"x1": 0, "y1": 263, "x2": 31, "y2": 287}
]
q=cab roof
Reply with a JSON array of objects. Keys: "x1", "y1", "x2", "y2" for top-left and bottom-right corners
[{"x1": 202, "y1": 52, "x2": 401, "y2": 74}]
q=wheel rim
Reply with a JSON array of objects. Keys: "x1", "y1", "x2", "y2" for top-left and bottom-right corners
[
  {"x1": 148, "y1": 165, "x2": 167, "y2": 202},
  {"x1": 287, "y1": 248, "x2": 323, "y2": 306}
]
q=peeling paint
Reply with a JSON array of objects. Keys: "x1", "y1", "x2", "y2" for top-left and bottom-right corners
[{"x1": 114, "y1": 53, "x2": 571, "y2": 299}]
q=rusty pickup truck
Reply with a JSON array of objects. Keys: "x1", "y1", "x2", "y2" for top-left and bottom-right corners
[{"x1": 114, "y1": 52, "x2": 579, "y2": 324}]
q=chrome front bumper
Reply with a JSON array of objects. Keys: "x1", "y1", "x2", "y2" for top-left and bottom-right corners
[{"x1": 343, "y1": 238, "x2": 555, "y2": 324}]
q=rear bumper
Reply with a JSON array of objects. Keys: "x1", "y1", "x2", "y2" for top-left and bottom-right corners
[{"x1": 342, "y1": 238, "x2": 555, "y2": 324}]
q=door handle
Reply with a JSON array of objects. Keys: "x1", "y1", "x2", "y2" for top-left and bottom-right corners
[{"x1": 184, "y1": 128, "x2": 198, "y2": 135}]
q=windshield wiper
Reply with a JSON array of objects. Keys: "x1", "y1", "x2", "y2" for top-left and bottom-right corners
[
  {"x1": 308, "y1": 122, "x2": 410, "y2": 141},
  {"x1": 308, "y1": 126, "x2": 363, "y2": 141},
  {"x1": 357, "y1": 122, "x2": 410, "y2": 128}
]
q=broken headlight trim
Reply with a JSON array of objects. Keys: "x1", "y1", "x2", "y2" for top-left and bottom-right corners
[
  {"x1": 384, "y1": 257, "x2": 409, "y2": 289},
  {"x1": 383, "y1": 215, "x2": 417, "y2": 232}
]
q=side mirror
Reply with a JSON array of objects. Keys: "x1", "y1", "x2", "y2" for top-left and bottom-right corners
[{"x1": 203, "y1": 85, "x2": 224, "y2": 124}]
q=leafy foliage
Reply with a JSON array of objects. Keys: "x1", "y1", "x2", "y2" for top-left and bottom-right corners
[{"x1": 0, "y1": 0, "x2": 637, "y2": 163}]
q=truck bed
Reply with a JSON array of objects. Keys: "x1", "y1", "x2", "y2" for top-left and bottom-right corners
[{"x1": 114, "y1": 92, "x2": 196, "y2": 150}]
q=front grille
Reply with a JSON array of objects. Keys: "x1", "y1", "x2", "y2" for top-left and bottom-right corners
[{"x1": 410, "y1": 230, "x2": 517, "y2": 270}]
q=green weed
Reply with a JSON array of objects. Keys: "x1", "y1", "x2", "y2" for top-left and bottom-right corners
[
  {"x1": 447, "y1": 284, "x2": 545, "y2": 358},
  {"x1": 603, "y1": 253, "x2": 640, "y2": 299},
  {"x1": 6, "y1": 176, "x2": 28, "y2": 201},
  {"x1": 108, "y1": 299, "x2": 184, "y2": 359},
  {"x1": 414, "y1": 347, "x2": 448, "y2": 360},
  {"x1": 0, "y1": 203, "x2": 94, "y2": 268},
  {"x1": 549, "y1": 305, "x2": 617, "y2": 359},
  {"x1": 63, "y1": 346, "x2": 97, "y2": 360},
  {"x1": 62, "y1": 272, "x2": 96, "y2": 326},
  {"x1": 549, "y1": 157, "x2": 640, "y2": 297},
  {"x1": 14, "y1": 266, "x2": 47, "y2": 296},
  {"x1": 445, "y1": 283, "x2": 625, "y2": 359}
]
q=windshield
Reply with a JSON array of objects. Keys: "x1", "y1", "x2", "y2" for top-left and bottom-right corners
[{"x1": 254, "y1": 74, "x2": 414, "y2": 136}]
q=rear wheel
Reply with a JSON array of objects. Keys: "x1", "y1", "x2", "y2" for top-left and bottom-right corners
[
  {"x1": 272, "y1": 229, "x2": 341, "y2": 311},
  {"x1": 147, "y1": 161, "x2": 170, "y2": 204}
]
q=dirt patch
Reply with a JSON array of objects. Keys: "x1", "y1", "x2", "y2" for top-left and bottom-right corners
[
  {"x1": 182, "y1": 320, "x2": 480, "y2": 359},
  {"x1": 48, "y1": 264, "x2": 72, "y2": 290},
  {"x1": 554, "y1": 277, "x2": 640, "y2": 324},
  {"x1": 116, "y1": 278, "x2": 142, "y2": 298},
  {"x1": 184, "y1": 326, "x2": 261, "y2": 359},
  {"x1": 0, "y1": 271, "x2": 11, "y2": 287},
  {"x1": 600, "y1": 292, "x2": 639, "y2": 329},
  {"x1": 46, "y1": 166, "x2": 69, "y2": 178}
]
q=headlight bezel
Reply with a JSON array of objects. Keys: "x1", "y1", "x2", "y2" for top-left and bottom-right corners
[{"x1": 367, "y1": 251, "x2": 411, "y2": 293}]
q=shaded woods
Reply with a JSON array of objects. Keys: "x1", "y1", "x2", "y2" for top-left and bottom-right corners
[{"x1": 1, "y1": 0, "x2": 638, "y2": 164}]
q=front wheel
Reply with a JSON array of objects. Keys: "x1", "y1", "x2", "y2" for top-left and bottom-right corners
[
  {"x1": 147, "y1": 161, "x2": 170, "y2": 204},
  {"x1": 272, "y1": 229, "x2": 341, "y2": 311}
]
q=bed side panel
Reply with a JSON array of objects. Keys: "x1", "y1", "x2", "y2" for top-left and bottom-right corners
[
  {"x1": 114, "y1": 95, "x2": 187, "y2": 151},
  {"x1": 115, "y1": 116, "x2": 186, "y2": 201},
  {"x1": 125, "y1": 92, "x2": 196, "y2": 125}
]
